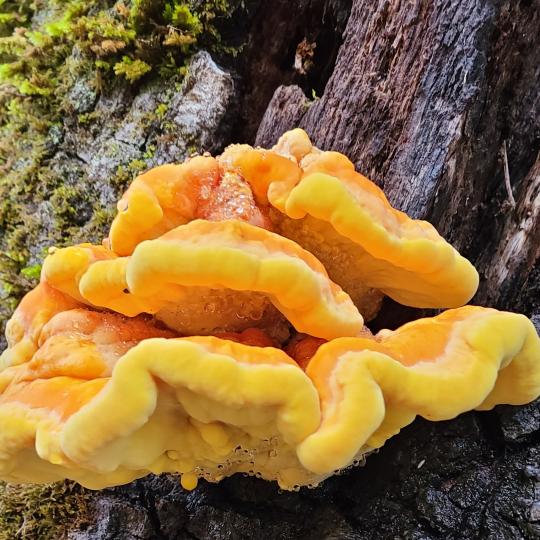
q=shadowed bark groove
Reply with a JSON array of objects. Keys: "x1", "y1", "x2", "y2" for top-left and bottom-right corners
[{"x1": 233, "y1": 0, "x2": 352, "y2": 142}]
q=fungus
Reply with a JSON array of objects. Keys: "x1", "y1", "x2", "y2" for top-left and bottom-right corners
[
  {"x1": 224, "y1": 129, "x2": 479, "y2": 313},
  {"x1": 42, "y1": 220, "x2": 364, "y2": 341},
  {"x1": 107, "y1": 130, "x2": 478, "y2": 321},
  {"x1": 0, "y1": 302, "x2": 538, "y2": 490},
  {"x1": 298, "y1": 306, "x2": 540, "y2": 473},
  {"x1": 108, "y1": 156, "x2": 275, "y2": 257},
  {"x1": 0, "y1": 130, "x2": 538, "y2": 493},
  {"x1": 0, "y1": 283, "x2": 81, "y2": 371}
]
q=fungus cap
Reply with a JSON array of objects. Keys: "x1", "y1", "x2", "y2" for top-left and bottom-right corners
[
  {"x1": 0, "y1": 283, "x2": 82, "y2": 371},
  {"x1": 228, "y1": 130, "x2": 480, "y2": 309},
  {"x1": 107, "y1": 130, "x2": 479, "y2": 319},
  {"x1": 0, "y1": 302, "x2": 538, "y2": 490},
  {"x1": 109, "y1": 157, "x2": 221, "y2": 256},
  {"x1": 108, "y1": 156, "x2": 276, "y2": 256},
  {"x1": 43, "y1": 220, "x2": 364, "y2": 341}
]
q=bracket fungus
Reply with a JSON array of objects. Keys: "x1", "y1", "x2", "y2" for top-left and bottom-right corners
[
  {"x1": 106, "y1": 129, "x2": 480, "y2": 319},
  {"x1": 42, "y1": 221, "x2": 363, "y2": 341},
  {"x1": 0, "y1": 129, "x2": 539, "y2": 492}
]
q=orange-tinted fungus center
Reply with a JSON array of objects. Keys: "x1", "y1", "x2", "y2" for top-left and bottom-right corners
[
  {"x1": 285, "y1": 335, "x2": 327, "y2": 370},
  {"x1": 233, "y1": 149, "x2": 301, "y2": 203},
  {"x1": 213, "y1": 329, "x2": 328, "y2": 370},
  {"x1": 196, "y1": 170, "x2": 273, "y2": 231},
  {"x1": 214, "y1": 327, "x2": 277, "y2": 348}
]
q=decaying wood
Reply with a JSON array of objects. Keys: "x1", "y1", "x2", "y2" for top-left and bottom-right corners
[{"x1": 256, "y1": 0, "x2": 540, "y2": 319}]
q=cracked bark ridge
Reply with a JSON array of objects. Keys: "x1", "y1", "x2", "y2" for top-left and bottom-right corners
[
  {"x1": 256, "y1": 0, "x2": 540, "y2": 319},
  {"x1": 255, "y1": 86, "x2": 310, "y2": 145}
]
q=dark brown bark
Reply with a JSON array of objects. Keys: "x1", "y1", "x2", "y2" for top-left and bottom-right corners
[
  {"x1": 255, "y1": 86, "x2": 311, "y2": 144},
  {"x1": 232, "y1": 0, "x2": 352, "y2": 143},
  {"x1": 256, "y1": 0, "x2": 540, "y2": 321}
]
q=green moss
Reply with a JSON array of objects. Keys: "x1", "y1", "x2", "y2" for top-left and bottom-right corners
[
  {"x1": 72, "y1": 9, "x2": 136, "y2": 57},
  {"x1": 0, "y1": 1, "x2": 33, "y2": 36},
  {"x1": 20, "y1": 262, "x2": 42, "y2": 280},
  {"x1": 113, "y1": 55, "x2": 152, "y2": 82},
  {"x1": 143, "y1": 144, "x2": 156, "y2": 159},
  {"x1": 155, "y1": 101, "x2": 168, "y2": 118},
  {"x1": 163, "y1": 2, "x2": 202, "y2": 33},
  {"x1": 0, "y1": 481, "x2": 91, "y2": 540},
  {"x1": 127, "y1": 158, "x2": 147, "y2": 171},
  {"x1": 112, "y1": 158, "x2": 148, "y2": 191},
  {"x1": 78, "y1": 110, "x2": 99, "y2": 124},
  {"x1": 50, "y1": 185, "x2": 85, "y2": 226},
  {"x1": 44, "y1": 2, "x2": 85, "y2": 37}
]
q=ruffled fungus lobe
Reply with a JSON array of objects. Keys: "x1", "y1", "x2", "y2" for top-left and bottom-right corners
[
  {"x1": 0, "y1": 129, "x2": 539, "y2": 492},
  {"x1": 0, "y1": 283, "x2": 81, "y2": 371},
  {"x1": 0, "y1": 302, "x2": 538, "y2": 489},
  {"x1": 42, "y1": 220, "x2": 363, "y2": 341},
  {"x1": 108, "y1": 156, "x2": 274, "y2": 256},
  {"x1": 224, "y1": 129, "x2": 480, "y2": 313},
  {"x1": 107, "y1": 129, "x2": 479, "y2": 321}
]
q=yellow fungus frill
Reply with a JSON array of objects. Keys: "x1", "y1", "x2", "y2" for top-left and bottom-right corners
[
  {"x1": 225, "y1": 130, "x2": 480, "y2": 309},
  {"x1": 42, "y1": 220, "x2": 363, "y2": 341},
  {"x1": 107, "y1": 129, "x2": 478, "y2": 318},
  {"x1": 0, "y1": 303, "x2": 538, "y2": 490}
]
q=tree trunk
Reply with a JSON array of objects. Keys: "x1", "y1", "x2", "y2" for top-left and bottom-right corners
[
  {"x1": 3, "y1": 1, "x2": 540, "y2": 538},
  {"x1": 256, "y1": 0, "x2": 540, "y2": 325}
]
